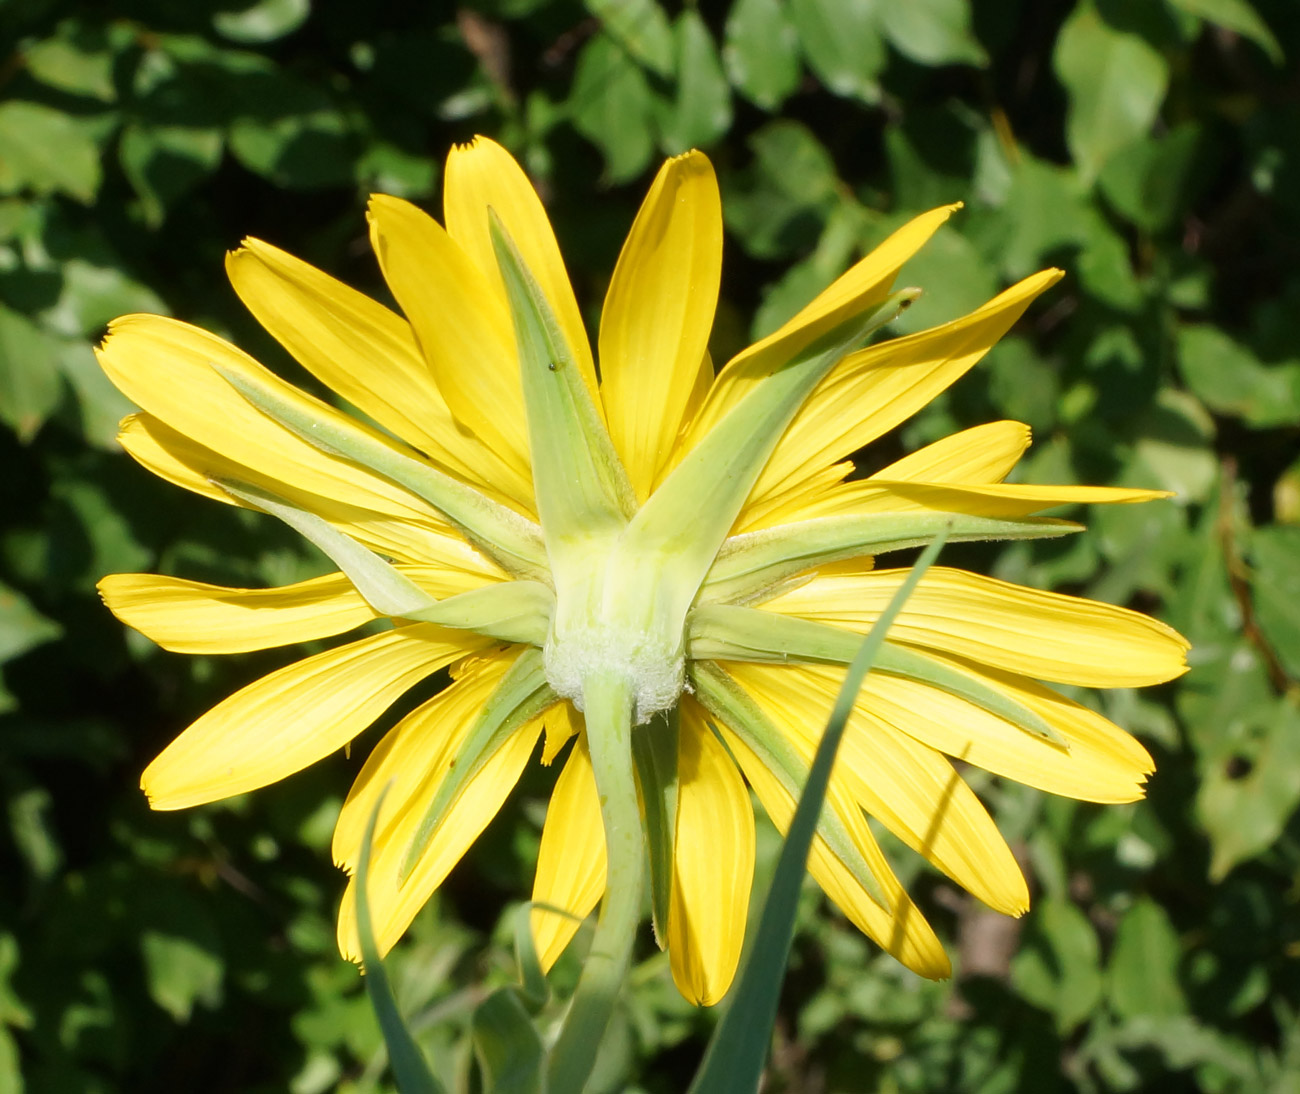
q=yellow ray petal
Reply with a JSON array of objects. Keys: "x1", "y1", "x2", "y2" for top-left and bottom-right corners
[
  {"x1": 366, "y1": 194, "x2": 531, "y2": 475},
  {"x1": 668, "y1": 701, "x2": 755, "y2": 1005},
  {"x1": 531, "y1": 734, "x2": 606, "y2": 972},
  {"x1": 101, "y1": 571, "x2": 371, "y2": 652},
  {"x1": 764, "y1": 566, "x2": 1190, "y2": 686},
  {"x1": 740, "y1": 270, "x2": 1062, "y2": 521},
  {"x1": 118, "y1": 413, "x2": 503, "y2": 572},
  {"x1": 443, "y1": 136, "x2": 600, "y2": 410},
  {"x1": 776, "y1": 479, "x2": 1167, "y2": 522},
  {"x1": 726, "y1": 662, "x2": 1029, "y2": 916},
  {"x1": 737, "y1": 419, "x2": 1044, "y2": 529},
  {"x1": 715, "y1": 716, "x2": 950, "y2": 979},
  {"x1": 98, "y1": 563, "x2": 501, "y2": 655},
  {"x1": 331, "y1": 649, "x2": 518, "y2": 872},
  {"x1": 683, "y1": 205, "x2": 960, "y2": 456},
  {"x1": 859, "y1": 652, "x2": 1154, "y2": 803},
  {"x1": 871, "y1": 420, "x2": 1030, "y2": 483},
  {"x1": 337, "y1": 679, "x2": 543, "y2": 960},
  {"x1": 142, "y1": 623, "x2": 488, "y2": 811},
  {"x1": 226, "y1": 238, "x2": 535, "y2": 513},
  {"x1": 599, "y1": 152, "x2": 722, "y2": 501},
  {"x1": 97, "y1": 315, "x2": 457, "y2": 531},
  {"x1": 539, "y1": 699, "x2": 581, "y2": 765}
]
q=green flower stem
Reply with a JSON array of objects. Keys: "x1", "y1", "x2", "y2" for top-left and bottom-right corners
[{"x1": 547, "y1": 670, "x2": 644, "y2": 1094}]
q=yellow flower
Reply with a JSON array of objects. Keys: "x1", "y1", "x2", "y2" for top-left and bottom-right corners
[{"x1": 97, "y1": 137, "x2": 1188, "y2": 1007}]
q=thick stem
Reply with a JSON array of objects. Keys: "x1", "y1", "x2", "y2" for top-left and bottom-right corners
[{"x1": 546, "y1": 670, "x2": 645, "y2": 1093}]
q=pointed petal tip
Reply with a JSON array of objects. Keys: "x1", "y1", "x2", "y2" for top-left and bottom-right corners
[{"x1": 919, "y1": 951, "x2": 954, "y2": 981}]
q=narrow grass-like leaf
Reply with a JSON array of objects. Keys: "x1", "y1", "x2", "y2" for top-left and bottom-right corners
[
  {"x1": 356, "y1": 789, "x2": 445, "y2": 1094},
  {"x1": 514, "y1": 901, "x2": 565, "y2": 1011},
  {"x1": 686, "y1": 527, "x2": 950, "y2": 1094},
  {"x1": 471, "y1": 988, "x2": 546, "y2": 1094},
  {"x1": 689, "y1": 661, "x2": 889, "y2": 910}
]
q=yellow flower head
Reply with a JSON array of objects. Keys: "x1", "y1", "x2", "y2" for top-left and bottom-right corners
[{"x1": 97, "y1": 137, "x2": 1188, "y2": 1006}]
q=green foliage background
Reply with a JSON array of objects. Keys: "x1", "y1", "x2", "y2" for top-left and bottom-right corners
[{"x1": 2, "y1": 0, "x2": 1299, "y2": 1090}]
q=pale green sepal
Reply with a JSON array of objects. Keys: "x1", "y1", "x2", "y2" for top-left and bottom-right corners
[
  {"x1": 211, "y1": 363, "x2": 548, "y2": 580},
  {"x1": 355, "y1": 789, "x2": 446, "y2": 1094},
  {"x1": 701, "y1": 512, "x2": 1079, "y2": 606},
  {"x1": 687, "y1": 529, "x2": 948, "y2": 1094},
  {"x1": 400, "y1": 649, "x2": 554, "y2": 882},
  {"x1": 214, "y1": 478, "x2": 438, "y2": 618},
  {"x1": 471, "y1": 988, "x2": 546, "y2": 1094},
  {"x1": 548, "y1": 670, "x2": 644, "y2": 1094},
  {"x1": 873, "y1": 642, "x2": 1068, "y2": 748},
  {"x1": 488, "y1": 211, "x2": 635, "y2": 553},
  {"x1": 688, "y1": 604, "x2": 1067, "y2": 749},
  {"x1": 403, "y1": 581, "x2": 554, "y2": 647},
  {"x1": 615, "y1": 290, "x2": 920, "y2": 633},
  {"x1": 215, "y1": 478, "x2": 555, "y2": 645},
  {"x1": 688, "y1": 660, "x2": 889, "y2": 911},
  {"x1": 632, "y1": 705, "x2": 680, "y2": 949}
]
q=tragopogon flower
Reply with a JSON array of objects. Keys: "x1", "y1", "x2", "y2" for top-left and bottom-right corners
[{"x1": 98, "y1": 137, "x2": 1188, "y2": 1007}]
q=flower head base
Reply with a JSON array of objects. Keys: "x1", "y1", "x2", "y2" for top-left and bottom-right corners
[{"x1": 97, "y1": 136, "x2": 1188, "y2": 1009}]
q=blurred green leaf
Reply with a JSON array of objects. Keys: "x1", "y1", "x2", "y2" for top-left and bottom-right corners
[
  {"x1": 723, "y1": 121, "x2": 839, "y2": 259},
  {"x1": 1125, "y1": 388, "x2": 1217, "y2": 504},
  {"x1": 569, "y1": 33, "x2": 657, "y2": 182},
  {"x1": 119, "y1": 124, "x2": 224, "y2": 228},
  {"x1": 789, "y1": 0, "x2": 886, "y2": 103},
  {"x1": 43, "y1": 259, "x2": 168, "y2": 339},
  {"x1": 1164, "y1": 0, "x2": 1283, "y2": 63},
  {"x1": 140, "y1": 929, "x2": 224, "y2": 1023},
  {"x1": 1089, "y1": 1015, "x2": 1260, "y2": 1086},
  {"x1": 879, "y1": 0, "x2": 987, "y2": 67},
  {"x1": 1098, "y1": 124, "x2": 1204, "y2": 231},
  {"x1": 1054, "y1": 3, "x2": 1169, "y2": 183},
  {"x1": 8, "y1": 785, "x2": 63, "y2": 883},
  {"x1": 657, "y1": 12, "x2": 732, "y2": 154},
  {"x1": 723, "y1": 0, "x2": 803, "y2": 111},
  {"x1": 1011, "y1": 897, "x2": 1104, "y2": 1033},
  {"x1": 228, "y1": 77, "x2": 355, "y2": 190},
  {"x1": 0, "y1": 302, "x2": 65, "y2": 443},
  {"x1": 0, "y1": 101, "x2": 103, "y2": 203},
  {"x1": 56, "y1": 342, "x2": 136, "y2": 448},
  {"x1": 213, "y1": 0, "x2": 311, "y2": 43},
  {"x1": 1108, "y1": 898, "x2": 1187, "y2": 1019},
  {"x1": 1177, "y1": 325, "x2": 1300, "y2": 428},
  {"x1": 1197, "y1": 688, "x2": 1300, "y2": 880},
  {"x1": 0, "y1": 582, "x2": 60, "y2": 661},
  {"x1": 355, "y1": 138, "x2": 439, "y2": 198},
  {"x1": 1250, "y1": 525, "x2": 1300, "y2": 680},
  {"x1": 586, "y1": 0, "x2": 676, "y2": 77},
  {"x1": 24, "y1": 29, "x2": 116, "y2": 101},
  {"x1": 752, "y1": 201, "x2": 861, "y2": 337}
]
